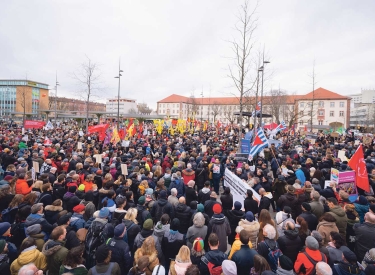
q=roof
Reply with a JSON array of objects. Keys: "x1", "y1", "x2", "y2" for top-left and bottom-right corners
[{"x1": 297, "y1": 88, "x2": 350, "y2": 100}]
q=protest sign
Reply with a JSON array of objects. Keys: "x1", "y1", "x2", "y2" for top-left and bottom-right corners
[
  {"x1": 77, "y1": 142, "x2": 82, "y2": 150},
  {"x1": 31, "y1": 167, "x2": 36, "y2": 181},
  {"x1": 32, "y1": 161, "x2": 40, "y2": 173},
  {"x1": 331, "y1": 132, "x2": 339, "y2": 138},
  {"x1": 121, "y1": 164, "x2": 128, "y2": 175},
  {"x1": 94, "y1": 154, "x2": 102, "y2": 164},
  {"x1": 354, "y1": 140, "x2": 360, "y2": 145},
  {"x1": 363, "y1": 136, "x2": 372, "y2": 145},
  {"x1": 338, "y1": 150, "x2": 348, "y2": 162},
  {"x1": 331, "y1": 168, "x2": 357, "y2": 201},
  {"x1": 241, "y1": 139, "x2": 250, "y2": 154},
  {"x1": 201, "y1": 145, "x2": 207, "y2": 153}
]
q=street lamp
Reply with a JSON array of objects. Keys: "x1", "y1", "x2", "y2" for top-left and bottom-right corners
[
  {"x1": 114, "y1": 59, "x2": 123, "y2": 129},
  {"x1": 55, "y1": 74, "x2": 59, "y2": 123},
  {"x1": 200, "y1": 90, "x2": 204, "y2": 122},
  {"x1": 259, "y1": 60, "x2": 270, "y2": 126},
  {"x1": 254, "y1": 66, "x2": 263, "y2": 128}
]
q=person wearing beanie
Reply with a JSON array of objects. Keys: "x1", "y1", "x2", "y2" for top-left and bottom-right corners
[
  {"x1": 24, "y1": 203, "x2": 54, "y2": 235},
  {"x1": 277, "y1": 221, "x2": 302, "y2": 263},
  {"x1": 238, "y1": 211, "x2": 260, "y2": 249},
  {"x1": 0, "y1": 239, "x2": 10, "y2": 275},
  {"x1": 276, "y1": 255, "x2": 295, "y2": 275},
  {"x1": 186, "y1": 213, "x2": 207, "y2": 250},
  {"x1": 299, "y1": 202, "x2": 318, "y2": 232},
  {"x1": 63, "y1": 185, "x2": 81, "y2": 213},
  {"x1": 134, "y1": 219, "x2": 163, "y2": 260},
  {"x1": 162, "y1": 218, "x2": 184, "y2": 272},
  {"x1": 70, "y1": 204, "x2": 86, "y2": 231},
  {"x1": 88, "y1": 244, "x2": 120, "y2": 275},
  {"x1": 190, "y1": 237, "x2": 205, "y2": 265},
  {"x1": 333, "y1": 250, "x2": 362, "y2": 275},
  {"x1": 226, "y1": 201, "x2": 245, "y2": 245},
  {"x1": 207, "y1": 202, "x2": 231, "y2": 253},
  {"x1": 105, "y1": 223, "x2": 132, "y2": 275},
  {"x1": 295, "y1": 236, "x2": 327, "y2": 275},
  {"x1": 204, "y1": 192, "x2": 221, "y2": 218},
  {"x1": 151, "y1": 190, "x2": 174, "y2": 223},
  {"x1": 309, "y1": 190, "x2": 324, "y2": 220},
  {"x1": 22, "y1": 224, "x2": 45, "y2": 251},
  {"x1": 191, "y1": 203, "x2": 210, "y2": 227},
  {"x1": 198, "y1": 181, "x2": 212, "y2": 205},
  {"x1": 136, "y1": 196, "x2": 151, "y2": 227},
  {"x1": 310, "y1": 230, "x2": 330, "y2": 261},
  {"x1": 354, "y1": 195, "x2": 369, "y2": 224},
  {"x1": 277, "y1": 185, "x2": 298, "y2": 220},
  {"x1": 231, "y1": 230, "x2": 258, "y2": 275},
  {"x1": 354, "y1": 211, "x2": 375, "y2": 262}
]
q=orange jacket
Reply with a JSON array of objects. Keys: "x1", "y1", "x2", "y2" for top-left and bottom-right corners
[
  {"x1": 84, "y1": 181, "x2": 94, "y2": 192},
  {"x1": 15, "y1": 179, "x2": 32, "y2": 195},
  {"x1": 294, "y1": 248, "x2": 327, "y2": 275}
]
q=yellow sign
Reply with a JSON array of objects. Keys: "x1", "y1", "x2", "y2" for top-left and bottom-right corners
[{"x1": 27, "y1": 81, "x2": 37, "y2": 87}]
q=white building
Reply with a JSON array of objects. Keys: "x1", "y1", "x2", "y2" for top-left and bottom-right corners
[
  {"x1": 348, "y1": 89, "x2": 375, "y2": 104},
  {"x1": 106, "y1": 97, "x2": 138, "y2": 115}
]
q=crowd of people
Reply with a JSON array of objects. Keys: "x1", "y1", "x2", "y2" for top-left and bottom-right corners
[{"x1": 0, "y1": 122, "x2": 375, "y2": 275}]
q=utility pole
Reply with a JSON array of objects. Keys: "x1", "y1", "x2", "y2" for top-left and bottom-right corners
[
  {"x1": 200, "y1": 88, "x2": 204, "y2": 122},
  {"x1": 114, "y1": 59, "x2": 123, "y2": 129},
  {"x1": 55, "y1": 72, "x2": 59, "y2": 123}
]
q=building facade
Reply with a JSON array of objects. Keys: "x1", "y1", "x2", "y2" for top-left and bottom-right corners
[
  {"x1": 106, "y1": 98, "x2": 138, "y2": 115},
  {"x1": 157, "y1": 88, "x2": 351, "y2": 130},
  {"x1": 0, "y1": 80, "x2": 49, "y2": 119},
  {"x1": 348, "y1": 89, "x2": 375, "y2": 104},
  {"x1": 49, "y1": 96, "x2": 106, "y2": 115}
]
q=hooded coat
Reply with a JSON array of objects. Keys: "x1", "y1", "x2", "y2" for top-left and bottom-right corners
[
  {"x1": 153, "y1": 221, "x2": 170, "y2": 244},
  {"x1": 162, "y1": 230, "x2": 185, "y2": 262},
  {"x1": 151, "y1": 198, "x2": 175, "y2": 223},
  {"x1": 238, "y1": 219, "x2": 260, "y2": 249},
  {"x1": 42, "y1": 240, "x2": 69, "y2": 275},
  {"x1": 15, "y1": 178, "x2": 32, "y2": 195},
  {"x1": 186, "y1": 213, "x2": 207, "y2": 249},
  {"x1": 277, "y1": 229, "x2": 302, "y2": 263},
  {"x1": 329, "y1": 206, "x2": 348, "y2": 240},
  {"x1": 226, "y1": 209, "x2": 245, "y2": 245},
  {"x1": 354, "y1": 221, "x2": 375, "y2": 262},
  {"x1": 207, "y1": 214, "x2": 231, "y2": 253},
  {"x1": 44, "y1": 205, "x2": 63, "y2": 225},
  {"x1": 309, "y1": 200, "x2": 324, "y2": 220},
  {"x1": 316, "y1": 221, "x2": 339, "y2": 246},
  {"x1": 198, "y1": 187, "x2": 211, "y2": 205},
  {"x1": 10, "y1": 246, "x2": 47, "y2": 275},
  {"x1": 169, "y1": 260, "x2": 192, "y2": 275},
  {"x1": 174, "y1": 203, "x2": 192, "y2": 234},
  {"x1": 182, "y1": 169, "x2": 195, "y2": 185}
]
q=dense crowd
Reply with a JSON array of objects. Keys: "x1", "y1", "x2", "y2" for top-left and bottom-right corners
[{"x1": 0, "y1": 123, "x2": 375, "y2": 275}]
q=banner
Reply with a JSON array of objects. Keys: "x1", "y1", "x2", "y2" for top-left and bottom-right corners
[
  {"x1": 24, "y1": 120, "x2": 45, "y2": 129},
  {"x1": 331, "y1": 168, "x2": 357, "y2": 202},
  {"x1": 224, "y1": 168, "x2": 260, "y2": 208},
  {"x1": 87, "y1": 124, "x2": 109, "y2": 134},
  {"x1": 241, "y1": 139, "x2": 251, "y2": 154}
]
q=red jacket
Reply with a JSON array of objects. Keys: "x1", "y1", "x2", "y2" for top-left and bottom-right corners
[
  {"x1": 15, "y1": 179, "x2": 32, "y2": 195},
  {"x1": 294, "y1": 248, "x2": 327, "y2": 275},
  {"x1": 182, "y1": 169, "x2": 195, "y2": 185}
]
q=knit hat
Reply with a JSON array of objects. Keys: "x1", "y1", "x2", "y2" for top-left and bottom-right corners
[
  {"x1": 57, "y1": 213, "x2": 72, "y2": 226},
  {"x1": 213, "y1": 203, "x2": 222, "y2": 214},
  {"x1": 170, "y1": 218, "x2": 180, "y2": 231},
  {"x1": 145, "y1": 188, "x2": 153, "y2": 196},
  {"x1": 343, "y1": 250, "x2": 357, "y2": 264},
  {"x1": 245, "y1": 211, "x2": 254, "y2": 222},
  {"x1": 302, "y1": 202, "x2": 311, "y2": 212},
  {"x1": 99, "y1": 207, "x2": 110, "y2": 218},
  {"x1": 279, "y1": 255, "x2": 294, "y2": 271},
  {"x1": 31, "y1": 203, "x2": 43, "y2": 214},
  {"x1": 152, "y1": 265, "x2": 166, "y2": 275},
  {"x1": 222, "y1": 260, "x2": 237, "y2": 275},
  {"x1": 78, "y1": 184, "x2": 85, "y2": 191},
  {"x1": 234, "y1": 201, "x2": 242, "y2": 210},
  {"x1": 311, "y1": 230, "x2": 323, "y2": 243},
  {"x1": 3, "y1": 175, "x2": 13, "y2": 181},
  {"x1": 114, "y1": 223, "x2": 126, "y2": 237},
  {"x1": 73, "y1": 204, "x2": 85, "y2": 213},
  {"x1": 306, "y1": 236, "x2": 319, "y2": 250},
  {"x1": 278, "y1": 175, "x2": 285, "y2": 181},
  {"x1": 159, "y1": 190, "x2": 167, "y2": 199},
  {"x1": 0, "y1": 240, "x2": 6, "y2": 253},
  {"x1": 138, "y1": 196, "x2": 146, "y2": 206},
  {"x1": 95, "y1": 244, "x2": 110, "y2": 263},
  {"x1": 143, "y1": 219, "x2": 153, "y2": 230},
  {"x1": 339, "y1": 190, "x2": 349, "y2": 200},
  {"x1": 283, "y1": 206, "x2": 292, "y2": 214},
  {"x1": 197, "y1": 204, "x2": 204, "y2": 213},
  {"x1": 192, "y1": 237, "x2": 204, "y2": 252},
  {"x1": 26, "y1": 224, "x2": 42, "y2": 236},
  {"x1": 0, "y1": 222, "x2": 11, "y2": 236}
]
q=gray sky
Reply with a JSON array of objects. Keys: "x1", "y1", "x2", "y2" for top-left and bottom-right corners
[{"x1": 1, "y1": 0, "x2": 374, "y2": 109}]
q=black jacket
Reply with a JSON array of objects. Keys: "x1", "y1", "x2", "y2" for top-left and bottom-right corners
[
  {"x1": 220, "y1": 193, "x2": 233, "y2": 215},
  {"x1": 258, "y1": 196, "x2": 271, "y2": 215},
  {"x1": 244, "y1": 197, "x2": 259, "y2": 215},
  {"x1": 161, "y1": 230, "x2": 185, "y2": 261},
  {"x1": 232, "y1": 245, "x2": 258, "y2": 275},
  {"x1": 0, "y1": 254, "x2": 11, "y2": 275},
  {"x1": 52, "y1": 183, "x2": 66, "y2": 201},
  {"x1": 38, "y1": 191, "x2": 53, "y2": 208},
  {"x1": 226, "y1": 209, "x2": 245, "y2": 245},
  {"x1": 150, "y1": 198, "x2": 174, "y2": 223},
  {"x1": 277, "y1": 229, "x2": 302, "y2": 263},
  {"x1": 65, "y1": 226, "x2": 81, "y2": 250},
  {"x1": 204, "y1": 198, "x2": 221, "y2": 218},
  {"x1": 106, "y1": 236, "x2": 132, "y2": 275},
  {"x1": 207, "y1": 214, "x2": 231, "y2": 253},
  {"x1": 298, "y1": 211, "x2": 318, "y2": 232},
  {"x1": 354, "y1": 222, "x2": 375, "y2": 261},
  {"x1": 185, "y1": 186, "x2": 197, "y2": 207},
  {"x1": 199, "y1": 249, "x2": 227, "y2": 275},
  {"x1": 277, "y1": 193, "x2": 298, "y2": 219},
  {"x1": 174, "y1": 203, "x2": 192, "y2": 234},
  {"x1": 198, "y1": 188, "x2": 211, "y2": 205},
  {"x1": 122, "y1": 219, "x2": 141, "y2": 251},
  {"x1": 195, "y1": 167, "x2": 208, "y2": 190},
  {"x1": 135, "y1": 205, "x2": 150, "y2": 227},
  {"x1": 63, "y1": 192, "x2": 81, "y2": 212}
]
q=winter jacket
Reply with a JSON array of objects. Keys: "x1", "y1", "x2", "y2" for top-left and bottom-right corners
[
  {"x1": 0, "y1": 254, "x2": 11, "y2": 275},
  {"x1": 309, "y1": 200, "x2": 324, "y2": 220},
  {"x1": 15, "y1": 178, "x2": 32, "y2": 195},
  {"x1": 162, "y1": 230, "x2": 185, "y2": 261},
  {"x1": 298, "y1": 211, "x2": 318, "y2": 232},
  {"x1": 25, "y1": 213, "x2": 54, "y2": 234},
  {"x1": 275, "y1": 211, "x2": 295, "y2": 237},
  {"x1": 207, "y1": 214, "x2": 231, "y2": 253},
  {"x1": 133, "y1": 229, "x2": 163, "y2": 260},
  {"x1": 354, "y1": 222, "x2": 375, "y2": 261},
  {"x1": 122, "y1": 219, "x2": 141, "y2": 250},
  {"x1": 135, "y1": 205, "x2": 151, "y2": 227},
  {"x1": 59, "y1": 264, "x2": 88, "y2": 275},
  {"x1": 44, "y1": 205, "x2": 63, "y2": 225},
  {"x1": 38, "y1": 191, "x2": 53, "y2": 207},
  {"x1": 244, "y1": 197, "x2": 259, "y2": 215},
  {"x1": 294, "y1": 247, "x2": 327, "y2": 275},
  {"x1": 168, "y1": 178, "x2": 185, "y2": 199},
  {"x1": 169, "y1": 260, "x2": 192, "y2": 275},
  {"x1": 22, "y1": 231, "x2": 45, "y2": 251},
  {"x1": 153, "y1": 221, "x2": 170, "y2": 244},
  {"x1": 329, "y1": 206, "x2": 348, "y2": 240},
  {"x1": 63, "y1": 192, "x2": 81, "y2": 212},
  {"x1": 326, "y1": 245, "x2": 351, "y2": 266},
  {"x1": 168, "y1": 195, "x2": 179, "y2": 207},
  {"x1": 258, "y1": 195, "x2": 272, "y2": 215},
  {"x1": 42, "y1": 240, "x2": 69, "y2": 275},
  {"x1": 185, "y1": 186, "x2": 197, "y2": 207},
  {"x1": 70, "y1": 213, "x2": 86, "y2": 231},
  {"x1": 238, "y1": 219, "x2": 260, "y2": 249},
  {"x1": 65, "y1": 226, "x2": 81, "y2": 250},
  {"x1": 277, "y1": 229, "x2": 302, "y2": 263},
  {"x1": 204, "y1": 198, "x2": 221, "y2": 218},
  {"x1": 87, "y1": 262, "x2": 121, "y2": 275},
  {"x1": 199, "y1": 249, "x2": 227, "y2": 275},
  {"x1": 186, "y1": 214, "x2": 208, "y2": 249},
  {"x1": 198, "y1": 187, "x2": 211, "y2": 205},
  {"x1": 232, "y1": 245, "x2": 258, "y2": 275},
  {"x1": 220, "y1": 193, "x2": 233, "y2": 216},
  {"x1": 195, "y1": 167, "x2": 208, "y2": 190},
  {"x1": 226, "y1": 209, "x2": 245, "y2": 245},
  {"x1": 174, "y1": 203, "x2": 192, "y2": 234},
  {"x1": 277, "y1": 193, "x2": 299, "y2": 219},
  {"x1": 182, "y1": 169, "x2": 195, "y2": 185},
  {"x1": 317, "y1": 221, "x2": 339, "y2": 246},
  {"x1": 106, "y1": 236, "x2": 132, "y2": 275},
  {"x1": 354, "y1": 203, "x2": 369, "y2": 224},
  {"x1": 150, "y1": 198, "x2": 175, "y2": 223},
  {"x1": 257, "y1": 238, "x2": 279, "y2": 270},
  {"x1": 10, "y1": 246, "x2": 47, "y2": 275}
]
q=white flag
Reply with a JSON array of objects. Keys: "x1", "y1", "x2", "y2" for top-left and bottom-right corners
[{"x1": 46, "y1": 121, "x2": 54, "y2": 130}]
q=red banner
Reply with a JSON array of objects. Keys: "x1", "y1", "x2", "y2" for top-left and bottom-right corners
[
  {"x1": 24, "y1": 120, "x2": 45, "y2": 129},
  {"x1": 87, "y1": 124, "x2": 109, "y2": 134}
]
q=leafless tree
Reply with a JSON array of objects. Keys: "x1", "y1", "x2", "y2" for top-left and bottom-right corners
[
  {"x1": 264, "y1": 89, "x2": 290, "y2": 124},
  {"x1": 137, "y1": 103, "x2": 152, "y2": 115},
  {"x1": 187, "y1": 95, "x2": 199, "y2": 120},
  {"x1": 211, "y1": 102, "x2": 221, "y2": 123},
  {"x1": 128, "y1": 108, "x2": 137, "y2": 114},
  {"x1": 73, "y1": 56, "x2": 101, "y2": 133},
  {"x1": 227, "y1": 0, "x2": 258, "y2": 145},
  {"x1": 223, "y1": 107, "x2": 236, "y2": 125}
]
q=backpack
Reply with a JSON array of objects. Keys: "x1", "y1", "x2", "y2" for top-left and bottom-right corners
[
  {"x1": 85, "y1": 220, "x2": 109, "y2": 269},
  {"x1": 0, "y1": 166, "x2": 4, "y2": 180},
  {"x1": 122, "y1": 222, "x2": 135, "y2": 244},
  {"x1": 10, "y1": 222, "x2": 26, "y2": 248},
  {"x1": 201, "y1": 256, "x2": 223, "y2": 275},
  {"x1": 303, "y1": 251, "x2": 326, "y2": 275},
  {"x1": 262, "y1": 240, "x2": 283, "y2": 272},
  {"x1": 91, "y1": 262, "x2": 115, "y2": 275},
  {"x1": 1, "y1": 207, "x2": 18, "y2": 223}
]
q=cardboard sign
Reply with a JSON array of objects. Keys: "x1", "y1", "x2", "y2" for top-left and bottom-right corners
[
  {"x1": 201, "y1": 145, "x2": 207, "y2": 153},
  {"x1": 94, "y1": 154, "x2": 102, "y2": 164},
  {"x1": 121, "y1": 164, "x2": 128, "y2": 175},
  {"x1": 354, "y1": 140, "x2": 360, "y2": 145},
  {"x1": 363, "y1": 136, "x2": 372, "y2": 145},
  {"x1": 31, "y1": 167, "x2": 36, "y2": 181},
  {"x1": 331, "y1": 132, "x2": 339, "y2": 138},
  {"x1": 32, "y1": 161, "x2": 40, "y2": 173},
  {"x1": 77, "y1": 142, "x2": 82, "y2": 150},
  {"x1": 338, "y1": 150, "x2": 348, "y2": 162},
  {"x1": 122, "y1": 140, "x2": 130, "y2": 147}
]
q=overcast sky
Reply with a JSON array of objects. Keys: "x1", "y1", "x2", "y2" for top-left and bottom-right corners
[{"x1": 1, "y1": 0, "x2": 374, "y2": 109}]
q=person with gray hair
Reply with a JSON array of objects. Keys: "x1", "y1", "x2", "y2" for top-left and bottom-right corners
[
  {"x1": 316, "y1": 261, "x2": 332, "y2": 275},
  {"x1": 257, "y1": 224, "x2": 280, "y2": 272},
  {"x1": 310, "y1": 190, "x2": 324, "y2": 220},
  {"x1": 168, "y1": 188, "x2": 179, "y2": 207},
  {"x1": 311, "y1": 178, "x2": 322, "y2": 191},
  {"x1": 18, "y1": 263, "x2": 43, "y2": 275}
]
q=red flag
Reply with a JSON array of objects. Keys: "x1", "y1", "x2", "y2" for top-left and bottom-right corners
[
  {"x1": 348, "y1": 144, "x2": 370, "y2": 192},
  {"x1": 88, "y1": 124, "x2": 109, "y2": 134},
  {"x1": 118, "y1": 129, "x2": 125, "y2": 140}
]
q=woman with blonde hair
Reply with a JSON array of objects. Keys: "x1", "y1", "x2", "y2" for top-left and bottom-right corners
[
  {"x1": 123, "y1": 208, "x2": 140, "y2": 250},
  {"x1": 134, "y1": 236, "x2": 159, "y2": 275},
  {"x1": 169, "y1": 245, "x2": 192, "y2": 275}
]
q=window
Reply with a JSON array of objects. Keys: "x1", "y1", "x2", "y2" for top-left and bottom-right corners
[
  {"x1": 300, "y1": 102, "x2": 304, "y2": 108},
  {"x1": 318, "y1": 121, "x2": 323, "y2": 125},
  {"x1": 299, "y1": 111, "x2": 303, "y2": 116},
  {"x1": 319, "y1": 101, "x2": 324, "y2": 107},
  {"x1": 299, "y1": 120, "x2": 303, "y2": 125},
  {"x1": 330, "y1": 102, "x2": 335, "y2": 107},
  {"x1": 330, "y1": 111, "x2": 334, "y2": 117},
  {"x1": 318, "y1": 110, "x2": 324, "y2": 116},
  {"x1": 340, "y1": 102, "x2": 344, "y2": 107},
  {"x1": 339, "y1": 111, "x2": 344, "y2": 117}
]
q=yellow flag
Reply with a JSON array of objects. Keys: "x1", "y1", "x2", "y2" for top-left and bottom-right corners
[{"x1": 111, "y1": 127, "x2": 120, "y2": 144}]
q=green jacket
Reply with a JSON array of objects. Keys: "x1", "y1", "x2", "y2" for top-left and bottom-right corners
[
  {"x1": 329, "y1": 206, "x2": 348, "y2": 237},
  {"x1": 59, "y1": 265, "x2": 88, "y2": 275},
  {"x1": 42, "y1": 240, "x2": 69, "y2": 275}
]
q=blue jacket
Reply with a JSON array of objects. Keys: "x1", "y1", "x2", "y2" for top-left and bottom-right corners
[
  {"x1": 169, "y1": 178, "x2": 185, "y2": 198},
  {"x1": 295, "y1": 169, "x2": 306, "y2": 185},
  {"x1": 70, "y1": 213, "x2": 86, "y2": 231},
  {"x1": 106, "y1": 236, "x2": 132, "y2": 275},
  {"x1": 354, "y1": 203, "x2": 369, "y2": 224},
  {"x1": 25, "y1": 213, "x2": 53, "y2": 233}
]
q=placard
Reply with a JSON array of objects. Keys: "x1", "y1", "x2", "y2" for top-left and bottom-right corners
[
  {"x1": 338, "y1": 150, "x2": 348, "y2": 162},
  {"x1": 363, "y1": 136, "x2": 372, "y2": 145},
  {"x1": 31, "y1": 167, "x2": 36, "y2": 181},
  {"x1": 224, "y1": 168, "x2": 261, "y2": 203},
  {"x1": 32, "y1": 161, "x2": 40, "y2": 173},
  {"x1": 121, "y1": 164, "x2": 128, "y2": 175},
  {"x1": 122, "y1": 140, "x2": 130, "y2": 147},
  {"x1": 201, "y1": 145, "x2": 207, "y2": 153},
  {"x1": 331, "y1": 132, "x2": 339, "y2": 138},
  {"x1": 77, "y1": 142, "x2": 82, "y2": 150},
  {"x1": 94, "y1": 154, "x2": 102, "y2": 164},
  {"x1": 241, "y1": 139, "x2": 250, "y2": 154},
  {"x1": 354, "y1": 140, "x2": 360, "y2": 145}
]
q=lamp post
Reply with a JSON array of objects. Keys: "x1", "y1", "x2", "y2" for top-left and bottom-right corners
[
  {"x1": 254, "y1": 66, "x2": 263, "y2": 128},
  {"x1": 54, "y1": 74, "x2": 59, "y2": 123},
  {"x1": 114, "y1": 59, "x2": 123, "y2": 129},
  {"x1": 259, "y1": 58, "x2": 270, "y2": 127},
  {"x1": 200, "y1": 90, "x2": 204, "y2": 122}
]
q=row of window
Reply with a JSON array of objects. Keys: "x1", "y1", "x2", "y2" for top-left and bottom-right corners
[
  {"x1": 300, "y1": 101, "x2": 345, "y2": 108},
  {"x1": 300, "y1": 110, "x2": 345, "y2": 117}
]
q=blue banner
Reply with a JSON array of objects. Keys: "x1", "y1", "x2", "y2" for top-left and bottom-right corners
[{"x1": 241, "y1": 139, "x2": 251, "y2": 154}]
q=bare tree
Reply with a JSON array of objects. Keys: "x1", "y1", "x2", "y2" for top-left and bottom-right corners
[
  {"x1": 73, "y1": 56, "x2": 101, "y2": 133},
  {"x1": 223, "y1": 107, "x2": 236, "y2": 125},
  {"x1": 228, "y1": 0, "x2": 258, "y2": 145},
  {"x1": 128, "y1": 108, "x2": 137, "y2": 114},
  {"x1": 211, "y1": 102, "x2": 221, "y2": 123},
  {"x1": 137, "y1": 103, "x2": 152, "y2": 115},
  {"x1": 187, "y1": 95, "x2": 199, "y2": 120},
  {"x1": 264, "y1": 89, "x2": 289, "y2": 124}
]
